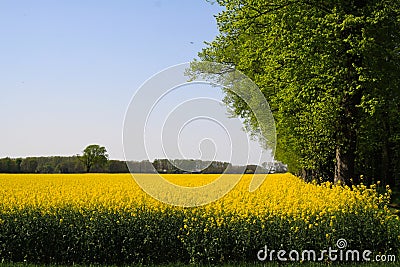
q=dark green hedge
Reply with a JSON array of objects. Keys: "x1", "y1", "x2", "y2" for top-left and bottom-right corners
[{"x1": 0, "y1": 208, "x2": 398, "y2": 265}]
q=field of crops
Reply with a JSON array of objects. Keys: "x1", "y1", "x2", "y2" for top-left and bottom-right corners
[{"x1": 0, "y1": 173, "x2": 399, "y2": 265}]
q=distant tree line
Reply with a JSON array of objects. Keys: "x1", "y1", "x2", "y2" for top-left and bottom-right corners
[
  {"x1": 0, "y1": 156, "x2": 287, "y2": 174},
  {"x1": 0, "y1": 156, "x2": 124, "y2": 174},
  {"x1": 152, "y1": 158, "x2": 287, "y2": 174}
]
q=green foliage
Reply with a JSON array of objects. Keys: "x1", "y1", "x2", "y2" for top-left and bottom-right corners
[
  {"x1": 20, "y1": 158, "x2": 38, "y2": 173},
  {"x1": 0, "y1": 157, "x2": 21, "y2": 173},
  {"x1": 108, "y1": 160, "x2": 129, "y2": 173},
  {"x1": 0, "y1": 207, "x2": 398, "y2": 265},
  {"x1": 0, "y1": 208, "x2": 187, "y2": 265},
  {"x1": 196, "y1": 0, "x2": 400, "y2": 185},
  {"x1": 78, "y1": 145, "x2": 109, "y2": 173},
  {"x1": 0, "y1": 156, "x2": 87, "y2": 174},
  {"x1": 1, "y1": 157, "x2": 284, "y2": 174}
]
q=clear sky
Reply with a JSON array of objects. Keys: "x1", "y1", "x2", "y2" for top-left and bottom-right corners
[{"x1": 0, "y1": 0, "x2": 272, "y2": 164}]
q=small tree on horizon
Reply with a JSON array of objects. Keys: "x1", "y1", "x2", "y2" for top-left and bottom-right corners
[{"x1": 77, "y1": 144, "x2": 108, "y2": 173}]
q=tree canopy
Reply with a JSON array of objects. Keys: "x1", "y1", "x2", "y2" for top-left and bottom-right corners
[
  {"x1": 197, "y1": 0, "x2": 400, "y2": 186},
  {"x1": 78, "y1": 144, "x2": 109, "y2": 173}
]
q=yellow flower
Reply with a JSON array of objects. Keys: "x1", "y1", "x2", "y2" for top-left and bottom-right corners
[{"x1": 0, "y1": 173, "x2": 396, "y2": 239}]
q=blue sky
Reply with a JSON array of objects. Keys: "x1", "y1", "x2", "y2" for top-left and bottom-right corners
[
  {"x1": 0, "y1": 1, "x2": 273, "y2": 164},
  {"x1": 0, "y1": 0, "x2": 226, "y2": 159}
]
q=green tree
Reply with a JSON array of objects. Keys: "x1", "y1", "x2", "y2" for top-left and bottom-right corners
[
  {"x1": 20, "y1": 158, "x2": 38, "y2": 173},
  {"x1": 108, "y1": 160, "x2": 129, "y2": 173},
  {"x1": 78, "y1": 144, "x2": 109, "y2": 173},
  {"x1": 195, "y1": 0, "x2": 400, "y2": 185},
  {"x1": 0, "y1": 158, "x2": 19, "y2": 173}
]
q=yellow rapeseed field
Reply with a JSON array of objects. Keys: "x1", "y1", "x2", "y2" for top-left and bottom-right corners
[
  {"x1": 0, "y1": 173, "x2": 398, "y2": 264},
  {"x1": 0, "y1": 173, "x2": 394, "y2": 218}
]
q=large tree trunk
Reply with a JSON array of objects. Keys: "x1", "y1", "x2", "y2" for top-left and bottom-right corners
[
  {"x1": 381, "y1": 118, "x2": 395, "y2": 187},
  {"x1": 334, "y1": 99, "x2": 358, "y2": 185},
  {"x1": 334, "y1": 146, "x2": 355, "y2": 185}
]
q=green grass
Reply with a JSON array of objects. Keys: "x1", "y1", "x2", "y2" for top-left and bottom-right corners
[{"x1": 0, "y1": 262, "x2": 398, "y2": 267}]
